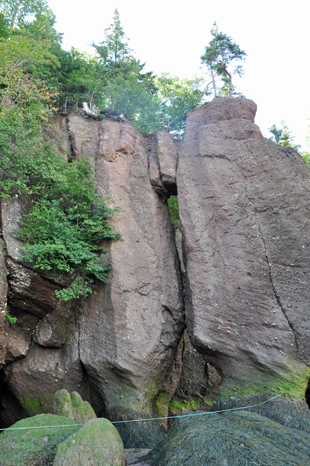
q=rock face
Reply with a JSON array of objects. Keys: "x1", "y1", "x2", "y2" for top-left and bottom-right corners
[
  {"x1": 0, "y1": 239, "x2": 8, "y2": 369},
  {"x1": 1, "y1": 97, "x2": 310, "y2": 449},
  {"x1": 170, "y1": 331, "x2": 221, "y2": 415},
  {"x1": 0, "y1": 116, "x2": 184, "y2": 442},
  {"x1": 178, "y1": 97, "x2": 310, "y2": 398},
  {"x1": 67, "y1": 116, "x2": 184, "y2": 442}
]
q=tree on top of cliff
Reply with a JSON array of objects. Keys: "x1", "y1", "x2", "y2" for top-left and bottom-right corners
[
  {"x1": 201, "y1": 22, "x2": 246, "y2": 97},
  {"x1": 94, "y1": 8, "x2": 131, "y2": 66},
  {"x1": 92, "y1": 8, "x2": 159, "y2": 125}
]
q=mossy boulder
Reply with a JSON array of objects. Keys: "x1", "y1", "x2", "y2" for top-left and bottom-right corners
[
  {"x1": 148, "y1": 410, "x2": 310, "y2": 466},
  {"x1": 53, "y1": 418, "x2": 126, "y2": 466},
  {"x1": 0, "y1": 413, "x2": 80, "y2": 465},
  {"x1": 52, "y1": 389, "x2": 96, "y2": 424}
]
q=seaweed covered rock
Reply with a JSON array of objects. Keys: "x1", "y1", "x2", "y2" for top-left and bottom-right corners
[
  {"x1": 149, "y1": 410, "x2": 310, "y2": 466},
  {"x1": 52, "y1": 389, "x2": 96, "y2": 424},
  {"x1": 214, "y1": 394, "x2": 310, "y2": 434},
  {"x1": 53, "y1": 418, "x2": 126, "y2": 466},
  {"x1": 0, "y1": 413, "x2": 80, "y2": 465}
]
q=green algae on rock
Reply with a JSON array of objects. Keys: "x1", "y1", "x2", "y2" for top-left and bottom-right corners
[
  {"x1": 0, "y1": 413, "x2": 80, "y2": 466},
  {"x1": 52, "y1": 389, "x2": 96, "y2": 424},
  {"x1": 53, "y1": 418, "x2": 126, "y2": 466}
]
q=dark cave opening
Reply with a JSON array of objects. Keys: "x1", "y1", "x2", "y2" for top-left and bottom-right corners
[{"x1": 305, "y1": 379, "x2": 310, "y2": 409}]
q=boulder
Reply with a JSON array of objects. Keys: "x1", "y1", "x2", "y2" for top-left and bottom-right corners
[
  {"x1": 148, "y1": 410, "x2": 310, "y2": 466},
  {"x1": 52, "y1": 389, "x2": 96, "y2": 424},
  {"x1": 53, "y1": 418, "x2": 126, "y2": 466},
  {"x1": 178, "y1": 97, "x2": 310, "y2": 399},
  {"x1": 214, "y1": 393, "x2": 310, "y2": 434},
  {"x1": 0, "y1": 413, "x2": 80, "y2": 466}
]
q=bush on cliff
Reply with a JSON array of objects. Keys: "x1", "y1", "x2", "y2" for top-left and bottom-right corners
[{"x1": 0, "y1": 107, "x2": 120, "y2": 300}]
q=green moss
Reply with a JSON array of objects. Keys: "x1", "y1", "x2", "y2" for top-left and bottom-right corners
[
  {"x1": 218, "y1": 365, "x2": 310, "y2": 401},
  {"x1": 169, "y1": 398, "x2": 203, "y2": 412},
  {"x1": 154, "y1": 392, "x2": 167, "y2": 418},
  {"x1": 53, "y1": 418, "x2": 125, "y2": 466},
  {"x1": 18, "y1": 394, "x2": 51, "y2": 416},
  {"x1": 0, "y1": 414, "x2": 80, "y2": 466}
]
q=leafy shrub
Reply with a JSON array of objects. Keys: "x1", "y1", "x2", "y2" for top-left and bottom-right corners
[{"x1": 0, "y1": 107, "x2": 120, "y2": 300}]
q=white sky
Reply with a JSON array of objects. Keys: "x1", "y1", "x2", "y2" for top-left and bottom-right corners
[{"x1": 48, "y1": 0, "x2": 309, "y2": 149}]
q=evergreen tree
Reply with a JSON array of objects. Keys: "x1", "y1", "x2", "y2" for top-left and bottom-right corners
[
  {"x1": 201, "y1": 22, "x2": 246, "y2": 97},
  {"x1": 269, "y1": 121, "x2": 301, "y2": 151}
]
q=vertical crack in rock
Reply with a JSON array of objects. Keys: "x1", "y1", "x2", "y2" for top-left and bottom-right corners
[
  {"x1": 258, "y1": 224, "x2": 298, "y2": 351},
  {"x1": 66, "y1": 116, "x2": 77, "y2": 161},
  {"x1": 240, "y1": 163, "x2": 298, "y2": 352}
]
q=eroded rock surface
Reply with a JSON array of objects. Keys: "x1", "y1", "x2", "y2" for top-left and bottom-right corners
[
  {"x1": 0, "y1": 115, "x2": 184, "y2": 443},
  {"x1": 66, "y1": 117, "x2": 184, "y2": 427},
  {"x1": 148, "y1": 130, "x2": 178, "y2": 199},
  {"x1": 178, "y1": 97, "x2": 310, "y2": 398}
]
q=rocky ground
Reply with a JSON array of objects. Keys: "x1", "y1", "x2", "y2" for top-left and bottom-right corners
[{"x1": 125, "y1": 449, "x2": 151, "y2": 465}]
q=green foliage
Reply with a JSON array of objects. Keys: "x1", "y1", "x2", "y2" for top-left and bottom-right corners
[
  {"x1": 5, "y1": 311, "x2": 17, "y2": 324},
  {"x1": 167, "y1": 195, "x2": 181, "y2": 228},
  {"x1": 0, "y1": 0, "x2": 48, "y2": 30},
  {"x1": 269, "y1": 121, "x2": 301, "y2": 151},
  {"x1": 201, "y1": 22, "x2": 246, "y2": 97},
  {"x1": 269, "y1": 121, "x2": 310, "y2": 170},
  {"x1": 156, "y1": 73, "x2": 205, "y2": 136},
  {"x1": 0, "y1": 33, "x2": 59, "y2": 117},
  {"x1": 0, "y1": 107, "x2": 120, "y2": 300},
  {"x1": 0, "y1": 10, "x2": 9, "y2": 37}
]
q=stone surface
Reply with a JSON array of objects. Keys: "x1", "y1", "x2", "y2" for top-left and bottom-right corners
[
  {"x1": 53, "y1": 418, "x2": 126, "y2": 466},
  {"x1": 148, "y1": 131, "x2": 178, "y2": 199},
  {"x1": 155, "y1": 131, "x2": 178, "y2": 194},
  {"x1": 170, "y1": 331, "x2": 221, "y2": 415},
  {"x1": 0, "y1": 239, "x2": 8, "y2": 369},
  {"x1": 149, "y1": 410, "x2": 310, "y2": 466},
  {"x1": 66, "y1": 117, "x2": 184, "y2": 434},
  {"x1": 2, "y1": 317, "x2": 98, "y2": 417},
  {"x1": 0, "y1": 413, "x2": 80, "y2": 466},
  {"x1": 0, "y1": 194, "x2": 29, "y2": 263},
  {"x1": 178, "y1": 97, "x2": 310, "y2": 398},
  {"x1": 52, "y1": 389, "x2": 96, "y2": 424},
  {"x1": 126, "y1": 449, "x2": 151, "y2": 466}
]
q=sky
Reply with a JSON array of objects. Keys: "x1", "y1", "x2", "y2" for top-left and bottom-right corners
[{"x1": 48, "y1": 0, "x2": 309, "y2": 149}]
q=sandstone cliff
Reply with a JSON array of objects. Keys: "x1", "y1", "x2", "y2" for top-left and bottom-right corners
[{"x1": 1, "y1": 97, "x2": 310, "y2": 445}]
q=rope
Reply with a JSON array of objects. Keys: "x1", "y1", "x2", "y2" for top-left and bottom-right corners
[{"x1": 0, "y1": 394, "x2": 282, "y2": 432}]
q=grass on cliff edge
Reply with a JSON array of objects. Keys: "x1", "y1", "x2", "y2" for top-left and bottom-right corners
[{"x1": 0, "y1": 107, "x2": 120, "y2": 301}]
